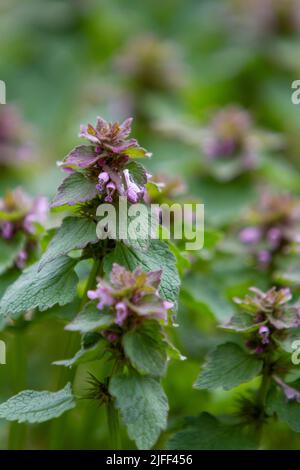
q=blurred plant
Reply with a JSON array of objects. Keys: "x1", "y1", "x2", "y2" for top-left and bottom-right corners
[
  {"x1": 0, "y1": 105, "x2": 34, "y2": 169},
  {"x1": 157, "y1": 106, "x2": 281, "y2": 181},
  {"x1": 230, "y1": 0, "x2": 300, "y2": 39},
  {"x1": 239, "y1": 192, "x2": 300, "y2": 270},
  {"x1": 0, "y1": 115, "x2": 182, "y2": 450},
  {"x1": 145, "y1": 173, "x2": 186, "y2": 204},
  {"x1": 0, "y1": 188, "x2": 48, "y2": 272},
  {"x1": 168, "y1": 286, "x2": 300, "y2": 449},
  {"x1": 115, "y1": 35, "x2": 184, "y2": 123}
]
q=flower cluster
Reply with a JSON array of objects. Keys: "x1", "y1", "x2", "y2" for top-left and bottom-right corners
[
  {"x1": 88, "y1": 263, "x2": 173, "y2": 340},
  {"x1": 226, "y1": 286, "x2": 300, "y2": 354},
  {"x1": 0, "y1": 188, "x2": 48, "y2": 268},
  {"x1": 116, "y1": 35, "x2": 183, "y2": 93},
  {"x1": 203, "y1": 107, "x2": 257, "y2": 168},
  {"x1": 60, "y1": 116, "x2": 151, "y2": 203},
  {"x1": 225, "y1": 286, "x2": 300, "y2": 405},
  {"x1": 231, "y1": 0, "x2": 300, "y2": 38},
  {"x1": 239, "y1": 192, "x2": 300, "y2": 268},
  {"x1": 0, "y1": 105, "x2": 32, "y2": 167}
]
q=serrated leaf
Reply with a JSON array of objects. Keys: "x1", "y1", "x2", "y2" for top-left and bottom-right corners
[
  {"x1": 194, "y1": 343, "x2": 263, "y2": 391},
  {"x1": 51, "y1": 173, "x2": 98, "y2": 208},
  {"x1": 39, "y1": 217, "x2": 98, "y2": 269},
  {"x1": 109, "y1": 374, "x2": 168, "y2": 449},
  {"x1": 103, "y1": 240, "x2": 180, "y2": 310},
  {"x1": 0, "y1": 256, "x2": 79, "y2": 318},
  {"x1": 123, "y1": 321, "x2": 167, "y2": 377},
  {"x1": 54, "y1": 337, "x2": 105, "y2": 368},
  {"x1": 0, "y1": 234, "x2": 25, "y2": 275},
  {"x1": 65, "y1": 302, "x2": 113, "y2": 333},
  {"x1": 266, "y1": 386, "x2": 300, "y2": 432},
  {"x1": 0, "y1": 383, "x2": 75, "y2": 423},
  {"x1": 222, "y1": 311, "x2": 265, "y2": 333},
  {"x1": 125, "y1": 161, "x2": 148, "y2": 186},
  {"x1": 167, "y1": 413, "x2": 257, "y2": 450}
]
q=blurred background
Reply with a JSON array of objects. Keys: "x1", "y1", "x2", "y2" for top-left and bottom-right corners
[{"x1": 1, "y1": 0, "x2": 300, "y2": 449}]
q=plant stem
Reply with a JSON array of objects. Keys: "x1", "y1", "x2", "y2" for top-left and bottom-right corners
[
  {"x1": 49, "y1": 258, "x2": 101, "y2": 449},
  {"x1": 106, "y1": 401, "x2": 121, "y2": 449},
  {"x1": 257, "y1": 370, "x2": 271, "y2": 410},
  {"x1": 8, "y1": 330, "x2": 27, "y2": 450},
  {"x1": 256, "y1": 367, "x2": 272, "y2": 441}
]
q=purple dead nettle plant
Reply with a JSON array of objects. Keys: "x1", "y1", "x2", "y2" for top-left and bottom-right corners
[
  {"x1": 239, "y1": 192, "x2": 300, "y2": 270},
  {"x1": 0, "y1": 105, "x2": 34, "y2": 168},
  {"x1": 58, "y1": 116, "x2": 152, "y2": 204},
  {"x1": 155, "y1": 105, "x2": 280, "y2": 182},
  {"x1": 193, "y1": 285, "x2": 300, "y2": 443},
  {"x1": 201, "y1": 106, "x2": 282, "y2": 181},
  {"x1": 0, "y1": 188, "x2": 48, "y2": 270},
  {"x1": 0, "y1": 116, "x2": 181, "y2": 450}
]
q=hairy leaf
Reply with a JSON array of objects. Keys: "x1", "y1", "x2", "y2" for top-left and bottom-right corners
[
  {"x1": 0, "y1": 233, "x2": 25, "y2": 275},
  {"x1": 52, "y1": 173, "x2": 98, "y2": 207},
  {"x1": 39, "y1": 217, "x2": 98, "y2": 269},
  {"x1": 109, "y1": 374, "x2": 168, "y2": 449},
  {"x1": 194, "y1": 343, "x2": 263, "y2": 391},
  {"x1": 167, "y1": 413, "x2": 257, "y2": 450},
  {"x1": 123, "y1": 321, "x2": 167, "y2": 377},
  {"x1": 0, "y1": 383, "x2": 75, "y2": 423},
  {"x1": 65, "y1": 302, "x2": 113, "y2": 333},
  {"x1": 0, "y1": 256, "x2": 79, "y2": 318}
]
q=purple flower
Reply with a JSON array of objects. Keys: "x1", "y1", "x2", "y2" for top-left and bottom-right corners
[
  {"x1": 233, "y1": 286, "x2": 300, "y2": 332},
  {"x1": 239, "y1": 227, "x2": 261, "y2": 245},
  {"x1": 124, "y1": 169, "x2": 143, "y2": 203},
  {"x1": 267, "y1": 227, "x2": 282, "y2": 248},
  {"x1": 15, "y1": 250, "x2": 28, "y2": 269},
  {"x1": 258, "y1": 325, "x2": 270, "y2": 345},
  {"x1": 101, "y1": 330, "x2": 120, "y2": 343},
  {"x1": 274, "y1": 376, "x2": 300, "y2": 403},
  {"x1": 96, "y1": 171, "x2": 110, "y2": 193},
  {"x1": 58, "y1": 116, "x2": 151, "y2": 204},
  {"x1": 257, "y1": 250, "x2": 271, "y2": 267},
  {"x1": 115, "y1": 302, "x2": 128, "y2": 326},
  {"x1": 239, "y1": 192, "x2": 300, "y2": 268},
  {"x1": 88, "y1": 263, "x2": 173, "y2": 329},
  {"x1": 0, "y1": 188, "x2": 48, "y2": 269},
  {"x1": 203, "y1": 107, "x2": 255, "y2": 164},
  {"x1": 0, "y1": 105, "x2": 33, "y2": 167}
]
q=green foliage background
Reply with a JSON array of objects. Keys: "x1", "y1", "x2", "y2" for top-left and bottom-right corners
[{"x1": 1, "y1": 0, "x2": 300, "y2": 449}]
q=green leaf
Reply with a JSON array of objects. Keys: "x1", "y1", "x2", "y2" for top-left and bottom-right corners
[
  {"x1": 0, "y1": 383, "x2": 75, "y2": 423},
  {"x1": 194, "y1": 343, "x2": 263, "y2": 391},
  {"x1": 0, "y1": 234, "x2": 25, "y2": 275},
  {"x1": 104, "y1": 240, "x2": 180, "y2": 310},
  {"x1": 125, "y1": 161, "x2": 148, "y2": 186},
  {"x1": 53, "y1": 336, "x2": 105, "y2": 368},
  {"x1": 266, "y1": 386, "x2": 300, "y2": 432},
  {"x1": 39, "y1": 217, "x2": 98, "y2": 269},
  {"x1": 122, "y1": 147, "x2": 149, "y2": 158},
  {"x1": 167, "y1": 413, "x2": 257, "y2": 450},
  {"x1": 182, "y1": 273, "x2": 233, "y2": 322},
  {"x1": 221, "y1": 311, "x2": 265, "y2": 333},
  {"x1": 109, "y1": 374, "x2": 168, "y2": 449},
  {"x1": 0, "y1": 256, "x2": 79, "y2": 318},
  {"x1": 51, "y1": 173, "x2": 98, "y2": 208},
  {"x1": 123, "y1": 321, "x2": 167, "y2": 377},
  {"x1": 65, "y1": 302, "x2": 113, "y2": 333}
]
